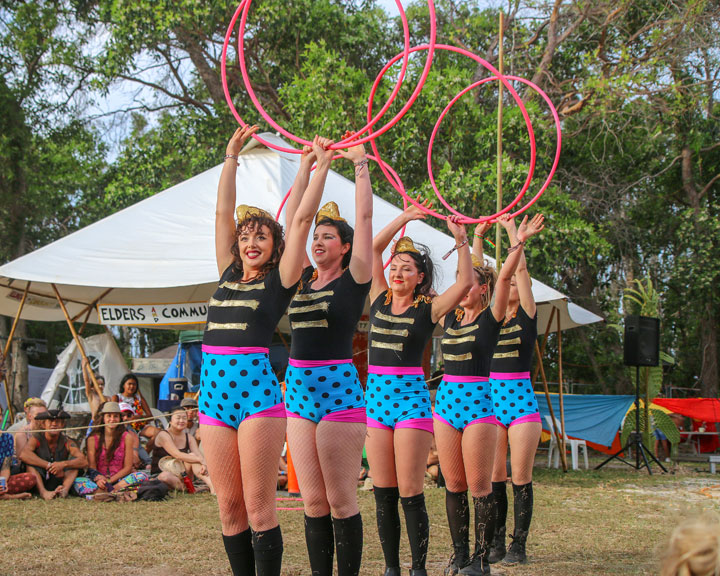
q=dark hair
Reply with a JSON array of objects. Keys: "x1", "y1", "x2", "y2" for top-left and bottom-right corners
[
  {"x1": 391, "y1": 242, "x2": 434, "y2": 297},
  {"x1": 169, "y1": 406, "x2": 187, "y2": 418},
  {"x1": 230, "y1": 215, "x2": 285, "y2": 278},
  {"x1": 473, "y1": 265, "x2": 497, "y2": 309},
  {"x1": 92, "y1": 410, "x2": 125, "y2": 467},
  {"x1": 120, "y1": 374, "x2": 138, "y2": 395},
  {"x1": 315, "y1": 217, "x2": 354, "y2": 269}
]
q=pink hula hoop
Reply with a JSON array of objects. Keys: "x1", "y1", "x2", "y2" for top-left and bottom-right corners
[
  {"x1": 368, "y1": 44, "x2": 537, "y2": 223},
  {"x1": 230, "y1": 0, "x2": 436, "y2": 151},
  {"x1": 428, "y1": 74, "x2": 561, "y2": 221}
]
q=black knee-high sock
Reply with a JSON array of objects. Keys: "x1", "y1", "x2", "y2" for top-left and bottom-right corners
[
  {"x1": 492, "y1": 481, "x2": 508, "y2": 530},
  {"x1": 333, "y1": 513, "x2": 363, "y2": 576},
  {"x1": 472, "y1": 494, "x2": 496, "y2": 558},
  {"x1": 223, "y1": 529, "x2": 255, "y2": 576},
  {"x1": 252, "y1": 525, "x2": 283, "y2": 576},
  {"x1": 374, "y1": 486, "x2": 401, "y2": 568},
  {"x1": 401, "y1": 493, "x2": 429, "y2": 570},
  {"x1": 445, "y1": 489, "x2": 470, "y2": 555},
  {"x1": 512, "y1": 482, "x2": 533, "y2": 532},
  {"x1": 305, "y1": 514, "x2": 334, "y2": 576}
]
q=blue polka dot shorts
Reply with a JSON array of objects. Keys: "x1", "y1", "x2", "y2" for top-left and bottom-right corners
[
  {"x1": 285, "y1": 362, "x2": 365, "y2": 423},
  {"x1": 366, "y1": 372, "x2": 432, "y2": 430},
  {"x1": 489, "y1": 371, "x2": 541, "y2": 428},
  {"x1": 199, "y1": 352, "x2": 282, "y2": 429},
  {"x1": 434, "y1": 376, "x2": 499, "y2": 431}
]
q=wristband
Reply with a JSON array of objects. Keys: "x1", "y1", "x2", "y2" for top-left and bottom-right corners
[
  {"x1": 354, "y1": 158, "x2": 369, "y2": 171},
  {"x1": 442, "y1": 238, "x2": 468, "y2": 260},
  {"x1": 224, "y1": 153, "x2": 239, "y2": 162}
]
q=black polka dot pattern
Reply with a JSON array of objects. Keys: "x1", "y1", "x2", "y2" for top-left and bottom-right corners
[
  {"x1": 488, "y1": 374, "x2": 539, "y2": 427},
  {"x1": 434, "y1": 377, "x2": 498, "y2": 430},
  {"x1": 365, "y1": 372, "x2": 434, "y2": 429}
]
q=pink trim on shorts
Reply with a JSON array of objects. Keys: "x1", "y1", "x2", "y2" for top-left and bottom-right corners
[
  {"x1": 497, "y1": 413, "x2": 542, "y2": 429},
  {"x1": 202, "y1": 345, "x2": 269, "y2": 355},
  {"x1": 467, "y1": 415, "x2": 501, "y2": 427},
  {"x1": 432, "y1": 413, "x2": 455, "y2": 429},
  {"x1": 198, "y1": 413, "x2": 233, "y2": 428},
  {"x1": 368, "y1": 365, "x2": 424, "y2": 375},
  {"x1": 443, "y1": 374, "x2": 489, "y2": 383},
  {"x1": 489, "y1": 371, "x2": 531, "y2": 380},
  {"x1": 287, "y1": 407, "x2": 367, "y2": 423},
  {"x1": 367, "y1": 417, "x2": 433, "y2": 433},
  {"x1": 289, "y1": 358, "x2": 352, "y2": 368},
  {"x1": 246, "y1": 402, "x2": 287, "y2": 421}
]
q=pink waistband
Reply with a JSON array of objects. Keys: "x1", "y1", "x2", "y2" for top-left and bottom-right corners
[
  {"x1": 502, "y1": 413, "x2": 542, "y2": 428},
  {"x1": 287, "y1": 407, "x2": 366, "y2": 423},
  {"x1": 289, "y1": 358, "x2": 353, "y2": 368},
  {"x1": 367, "y1": 417, "x2": 434, "y2": 433},
  {"x1": 202, "y1": 345, "x2": 269, "y2": 355},
  {"x1": 368, "y1": 365, "x2": 424, "y2": 376},
  {"x1": 490, "y1": 371, "x2": 531, "y2": 380},
  {"x1": 443, "y1": 374, "x2": 489, "y2": 383}
]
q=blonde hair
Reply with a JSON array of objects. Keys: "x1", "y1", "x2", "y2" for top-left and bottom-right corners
[{"x1": 661, "y1": 513, "x2": 720, "y2": 576}]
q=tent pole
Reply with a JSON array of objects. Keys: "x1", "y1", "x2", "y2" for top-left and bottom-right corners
[
  {"x1": 535, "y1": 339, "x2": 566, "y2": 471},
  {"x1": 51, "y1": 284, "x2": 103, "y2": 398},
  {"x1": 1, "y1": 282, "x2": 30, "y2": 423},
  {"x1": 557, "y1": 310, "x2": 567, "y2": 471},
  {"x1": 78, "y1": 306, "x2": 93, "y2": 336},
  {"x1": 495, "y1": 11, "x2": 505, "y2": 269},
  {"x1": 532, "y1": 307, "x2": 557, "y2": 385},
  {"x1": 71, "y1": 287, "x2": 113, "y2": 323}
]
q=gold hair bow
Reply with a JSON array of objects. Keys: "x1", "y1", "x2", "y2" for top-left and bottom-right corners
[
  {"x1": 315, "y1": 201, "x2": 346, "y2": 225},
  {"x1": 394, "y1": 237, "x2": 420, "y2": 255},
  {"x1": 236, "y1": 205, "x2": 273, "y2": 223}
]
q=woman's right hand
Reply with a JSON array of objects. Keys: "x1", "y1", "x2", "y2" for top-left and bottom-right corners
[
  {"x1": 226, "y1": 125, "x2": 260, "y2": 157},
  {"x1": 300, "y1": 144, "x2": 317, "y2": 168},
  {"x1": 96, "y1": 475, "x2": 107, "y2": 489},
  {"x1": 405, "y1": 196, "x2": 432, "y2": 222},
  {"x1": 474, "y1": 221, "x2": 493, "y2": 238},
  {"x1": 312, "y1": 135, "x2": 335, "y2": 168}
]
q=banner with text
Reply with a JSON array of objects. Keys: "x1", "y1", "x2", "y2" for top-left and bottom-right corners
[{"x1": 97, "y1": 302, "x2": 208, "y2": 326}]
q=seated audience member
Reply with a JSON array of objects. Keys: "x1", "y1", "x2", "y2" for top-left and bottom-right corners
[
  {"x1": 277, "y1": 455, "x2": 288, "y2": 490},
  {"x1": 0, "y1": 431, "x2": 35, "y2": 500},
  {"x1": 119, "y1": 402, "x2": 151, "y2": 469},
  {"x1": 426, "y1": 437, "x2": 440, "y2": 484},
  {"x1": 85, "y1": 402, "x2": 149, "y2": 493},
  {"x1": 112, "y1": 374, "x2": 159, "y2": 449},
  {"x1": 151, "y1": 406, "x2": 213, "y2": 494},
  {"x1": 12, "y1": 397, "x2": 47, "y2": 467},
  {"x1": 20, "y1": 409, "x2": 87, "y2": 500},
  {"x1": 661, "y1": 512, "x2": 720, "y2": 576},
  {"x1": 180, "y1": 397, "x2": 199, "y2": 440},
  {"x1": 81, "y1": 358, "x2": 109, "y2": 420}
]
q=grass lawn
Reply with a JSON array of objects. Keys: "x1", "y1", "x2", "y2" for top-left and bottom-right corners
[{"x1": 2, "y1": 459, "x2": 719, "y2": 575}]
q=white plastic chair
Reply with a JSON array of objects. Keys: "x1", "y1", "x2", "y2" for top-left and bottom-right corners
[{"x1": 545, "y1": 415, "x2": 589, "y2": 470}]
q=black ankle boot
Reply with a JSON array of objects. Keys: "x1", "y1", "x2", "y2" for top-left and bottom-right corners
[
  {"x1": 443, "y1": 543, "x2": 469, "y2": 576},
  {"x1": 502, "y1": 529, "x2": 528, "y2": 564},
  {"x1": 383, "y1": 567, "x2": 401, "y2": 576},
  {"x1": 458, "y1": 554, "x2": 490, "y2": 576},
  {"x1": 488, "y1": 525, "x2": 506, "y2": 564}
]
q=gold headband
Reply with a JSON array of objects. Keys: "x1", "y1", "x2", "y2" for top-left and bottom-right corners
[
  {"x1": 315, "y1": 201, "x2": 346, "y2": 225},
  {"x1": 394, "y1": 237, "x2": 420, "y2": 255},
  {"x1": 236, "y1": 204, "x2": 273, "y2": 223},
  {"x1": 471, "y1": 255, "x2": 483, "y2": 270}
]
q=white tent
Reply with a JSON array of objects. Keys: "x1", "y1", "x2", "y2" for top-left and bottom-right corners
[{"x1": 0, "y1": 133, "x2": 602, "y2": 333}]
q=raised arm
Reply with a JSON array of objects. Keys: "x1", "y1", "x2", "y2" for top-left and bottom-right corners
[
  {"x1": 283, "y1": 145, "x2": 316, "y2": 270},
  {"x1": 369, "y1": 200, "x2": 429, "y2": 302},
  {"x1": 496, "y1": 214, "x2": 545, "y2": 319},
  {"x1": 279, "y1": 136, "x2": 335, "y2": 288},
  {"x1": 430, "y1": 218, "x2": 473, "y2": 322},
  {"x1": 338, "y1": 132, "x2": 373, "y2": 284},
  {"x1": 215, "y1": 125, "x2": 260, "y2": 275},
  {"x1": 472, "y1": 221, "x2": 493, "y2": 264}
]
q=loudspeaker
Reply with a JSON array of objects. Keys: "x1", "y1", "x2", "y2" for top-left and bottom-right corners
[{"x1": 624, "y1": 315, "x2": 660, "y2": 367}]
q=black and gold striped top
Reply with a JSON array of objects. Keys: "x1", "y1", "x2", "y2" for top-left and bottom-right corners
[
  {"x1": 441, "y1": 307, "x2": 501, "y2": 377},
  {"x1": 490, "y1": 305, "x2": 537, "y2": 373},
  {"x1": 368, "y1": 291, "x2": 436, "y2": 367},
  {"x1": 203, "y1": 265, "x2": 298, "y2": 348}
]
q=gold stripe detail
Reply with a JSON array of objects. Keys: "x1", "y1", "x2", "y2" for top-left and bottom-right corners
[
  {"x1": 293, "y1": 290, "x2": 334, "y2": 302},
  {"x1": 291, "y1": 320, "x2": 329, "y2": 330},
  {"x1": 206, "y1": 322, "x2": 248, "y2": 331},
  {"x1": 371, "y1": 326, "x2": 409, "y2": 338},
  {"x1": 374, "y1": 311, "x2": 415, "y2": 325},
  {"x1": 444, "y1": 353, "x2": 472, "y2": 362},
  {"x1": 289, "y1": 302, "x2": 329, "y2": 314},
  {"x1": 499, "y1": 325, "x2": 521, "y2": 335},
  {"x1": 447, "y1": 325, "x2": 479, "y2": 336},
  {"x1": 442, "y1": 336, "x2": 476, "y2": 346},
  {"x1": 493, "y1": 350, "x2": 520, "y2": 359},
  {"x1": 220, "y1": 281, "x2": 265, "y2": 292},
  {"x1": 209, "y1": 297, "x2": 259, "y2": 310},
  {"x1": 497, "y1": 337, "x2": 521, "y2": 346},
  {"x1": 371, "y1": 341, "x2": 404, "y2": 352}
]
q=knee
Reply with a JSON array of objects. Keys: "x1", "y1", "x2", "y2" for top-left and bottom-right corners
[
  {"x1": 158, "y1": 471, "x2": 183, "y2": 490},
  {"x1": 302, "y1": 490, "x2": 331, "y2": 517},
  {"x1": 468, "y1": 482, "x2": 492, "y2": 499},
  {"x1": 245, "y1": 496, "x2": 277, "y2": 531},
  {"x1": 327, "y1": 493, "x2": 358, "y2": 519},
  {"x1": 442, "y1": 471, "x2": 468, "y2": 493}
]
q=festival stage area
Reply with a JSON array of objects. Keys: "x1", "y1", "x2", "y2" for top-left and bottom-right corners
[{"x1": 2, "y1": 464, "x2": 717, "y2": 576}]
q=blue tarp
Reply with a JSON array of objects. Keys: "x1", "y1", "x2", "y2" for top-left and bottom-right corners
[{"x1": 536, "y1": 394, "x2": 635, "y2": 447}]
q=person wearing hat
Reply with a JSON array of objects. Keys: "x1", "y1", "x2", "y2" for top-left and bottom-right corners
[
  {"x1": 199, "y1": 126, "x2": 332, "y2": 576},
  {"x1": 434, "y1": 214, "x2": 544, "y2": 576},
  {"x1": 282, "y1": 132, "x2": 373, "y2": 576},
  {"x1": 83, "y1": 401, "x2": 149, "y2": 495},
  {"x1": 365, "y1": 203, "x2": 473, "y2": 576},
  {"x1": 20, "y1": 408, "x2": 87, "y2": 499}
]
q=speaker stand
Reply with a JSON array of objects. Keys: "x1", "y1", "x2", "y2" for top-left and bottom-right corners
[{"x1": 596, "y1": 366, "x2": 667, "y2": 474}]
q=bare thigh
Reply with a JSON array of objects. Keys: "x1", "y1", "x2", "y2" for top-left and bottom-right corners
[
  {"x1": 394, "y1": 428, "x2": 433, "y2": 497},
  {"x1": 287, "y1": 417, "x2": 328, "y2": 517},
  {"x1": 365, "y1": 426, "x2": 397, "y2": 488},
  {"x1": 238, "y1": 416, "x2": 287, "y2": 531},
  {"x1": 491, "y1": 426, "x2": 509, "y2": 482},
  {"x1": 508, "y1": 422, "x2": 541, "y2": 485}
]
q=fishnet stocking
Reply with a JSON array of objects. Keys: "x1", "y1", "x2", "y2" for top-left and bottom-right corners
[{"x1": 507, "y1": 422, "x2": 541, "y2": 485}]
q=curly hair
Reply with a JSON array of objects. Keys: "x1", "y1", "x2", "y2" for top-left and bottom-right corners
[
  {"x1": 315, "y1": 217, "x2": 354, "y2": 269},
  {"x1": 391, "y1": 241, "x2": 435, "y2": 297},
  {"x1": 661, "y1": 512, "x2": 720, "y2": 576},
  {"x1": 473, "y1": 265, "x2": 497, "y2": 309},
  {"x1": 230, "y1": 214, "x2": 285, "y2": 278}
]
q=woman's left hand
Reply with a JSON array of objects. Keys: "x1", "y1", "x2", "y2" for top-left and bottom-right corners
[
  {"x1": 446, "y1": 215, "x2": 467, "y2": 243},
  {"x1": 516, "y1": 214, "x2": 545, "y2": 242},
  {"x1": 337, "y1": 130, "x2": 366, "y2": 163},
  {"x1": 199, "y1": 464, "x2": 208, "y2": 476}
]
